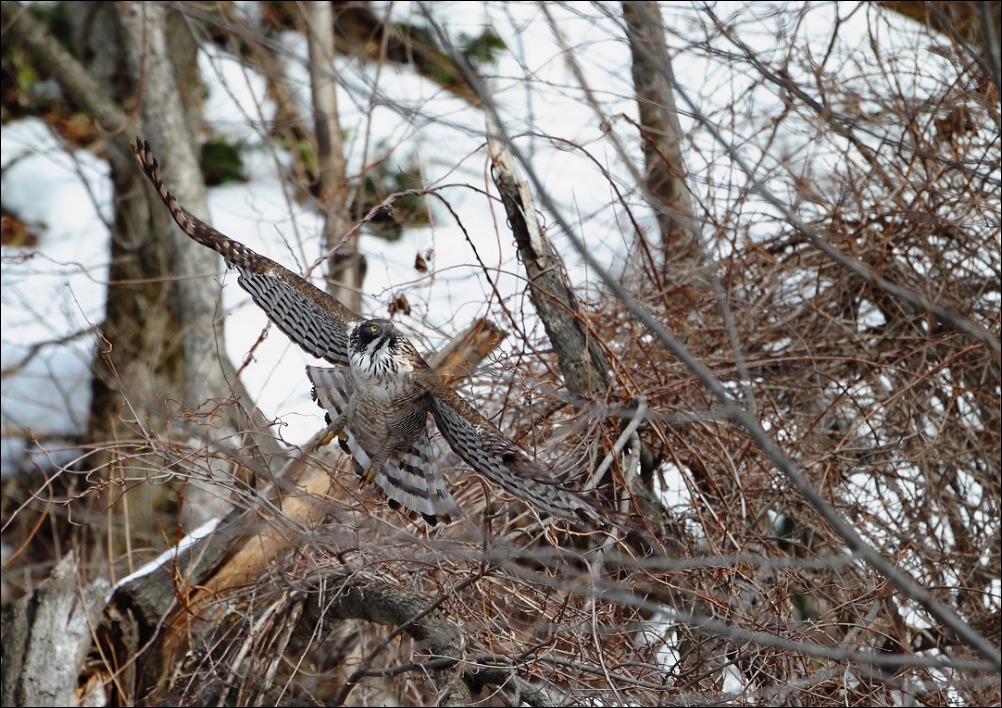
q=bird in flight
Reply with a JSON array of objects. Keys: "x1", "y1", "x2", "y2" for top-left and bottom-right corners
[{"x1": 133, "y1": 138, "x2": 603, "y2": 528}]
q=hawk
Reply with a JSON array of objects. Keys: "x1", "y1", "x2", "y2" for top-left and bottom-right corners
[{"x1": 134, "y1": 138, "x2": 602, "y2": 528}]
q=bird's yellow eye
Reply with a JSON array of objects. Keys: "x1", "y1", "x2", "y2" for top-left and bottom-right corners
[{"x1": 369, "y1": 324, "x2": 378, "y2": 333}]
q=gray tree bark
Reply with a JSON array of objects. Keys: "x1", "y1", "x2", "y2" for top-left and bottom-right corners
[
  {"x1": 2, "y1": 0, "x2": 282, "y2": 579},
  {"x1": 306, "y1": 2, "x2": 365, "y2": 313},
  {"x1": 1, "y1": 554, "x2": 110, "y2": 707},
  {"x1": 120, "y1": 2, "x2": 235, "y2": 414},
  {"x1": 623, "y1": 1, "x2": 702, "y2": 284},
  {"x1": 486, "y1": 114, "x2": 609, "y2": 398}
]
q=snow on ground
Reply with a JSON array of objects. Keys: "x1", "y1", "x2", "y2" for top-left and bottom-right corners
[
  {"x1": 1, "y1": 2, "x2": 952, "y2": 475},
  {"x1": 0, "y1": 5, "x2": 642, "y2": 468},
  {"x1": 1, "y1": 119, "x2": 112, "y2": 475},
  {"x1": 3, "y1": 3, "x2": 988, "y2": 694}
]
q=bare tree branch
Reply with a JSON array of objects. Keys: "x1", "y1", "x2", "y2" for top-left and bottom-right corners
[
  {"x1": 421, "y1": 4, "x2": 1002, "y2": 670},
  {"x1": 486, "y1": 114, "x2": 609, "y2": 397}
]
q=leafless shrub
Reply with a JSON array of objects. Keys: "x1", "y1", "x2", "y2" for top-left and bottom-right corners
[{"x1": 2, "y1": 2, "x2": 998, "y2": 706}]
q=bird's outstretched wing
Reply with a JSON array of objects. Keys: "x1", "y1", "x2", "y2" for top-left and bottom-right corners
[
  {"x1": 308, "y1": 365, "x2": 459, "y2": 525},
  {"x1": 416, "y1": 370, "x2": 605, "y2": 528},
  {"x1": 133, "y1": 138, "x2": 363, "y2": 366}
]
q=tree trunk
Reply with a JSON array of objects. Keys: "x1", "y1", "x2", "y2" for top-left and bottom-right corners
[
  {"x1": 3, "y1": 0, "x2": 279, "y2": 571},
  {"x1": 1, "y1": 554, "x2": 109, "y2": 707},
  {"x1": 306, "y1": 2, "x2": 364, "y2": 312},
  {"x1": 623, "y1": 0, "x2": 701, "y2": 284}
]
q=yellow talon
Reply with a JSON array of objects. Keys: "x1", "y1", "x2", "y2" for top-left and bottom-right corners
[
  {"x1": 360, "y1": 467, "x2": 377, "y2": 486},
  {"x1": 316, "y1": 429, "x2": 336, "y2": 449},
  {"x1": 317, "y1": 429, "x2": 351, "y2": 452}
]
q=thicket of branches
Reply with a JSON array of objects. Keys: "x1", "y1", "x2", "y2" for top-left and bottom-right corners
[{"x1": 1, "y1": 2, "x2": 999, "y2": 706}]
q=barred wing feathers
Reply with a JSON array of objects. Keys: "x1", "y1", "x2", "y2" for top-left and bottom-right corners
[
  {"x1": 134, "y1": 138, "x2": 362, "y2": 366},
  {"x1": 418, "y1": 373, "x2": 604, "y2": 527}
]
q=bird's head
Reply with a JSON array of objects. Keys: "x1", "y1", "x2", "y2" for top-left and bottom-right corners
[{"x1": 349, "y1": 319, "x2": 415, "y2": 378}]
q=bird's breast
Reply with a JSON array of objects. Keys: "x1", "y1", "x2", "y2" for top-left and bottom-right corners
[
  {"x1": 346, "y1": 373, "x2": 426, "y2": 448},
  {"x1": 349, "y1": 348, "x2": 413, "y2": 385}
]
